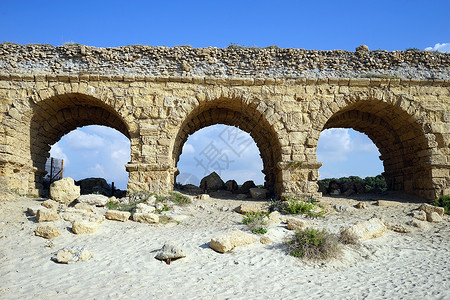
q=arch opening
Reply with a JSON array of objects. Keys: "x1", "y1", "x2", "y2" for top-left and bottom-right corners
[
  {"x1": 172, "y1": 98, "x2": 282, "y2": 196},
  {"x1": 176, "y1": 124, "x2": 264, "y2": 187},
  {"x1": 30, "y1": 93, "x2": 131, "y2": 194},
  {"x1": 320, "y1": 100, "x2": 433, "y2": 199}
]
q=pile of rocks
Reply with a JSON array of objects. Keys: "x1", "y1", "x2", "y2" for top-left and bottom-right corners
[{"x1": 180, "y1": 172, "x2": 269, "y2": 200}]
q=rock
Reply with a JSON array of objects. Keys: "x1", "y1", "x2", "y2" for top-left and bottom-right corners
[
  {"x1": 155, "y1": 242, "x2": 187, "y2": 261},
  {"x1": 317, "y1": 181, "x2": 327, "y2": 194},
  {"x1": 132, "y1": 212, "x2": 159, "y2": 224},
  {"x1": 334, "y1": 205, "x2": 347, "y2": 212},
  {"x1": 199, "y1": 172, "x2": 225, "y2": 192},
  {"x1": 327, "y1": 180, "x2": 341, "y2": 195},
  {"x1": 376, "y1": 200, "x2": 402, "y2": 207},
  {"x1": 105, "y1": 210, "x2": 131, "y2": 222},
  {"x1": 195, "y1": 194, "x2": 210, "y2": 201},
  {"x1": 426, "y1": 212, "x2": 443, "y2": 223},
  {"x1": 412, "y1": 210, "x2": 427, "y2": 221},
  {"x1": 341, "y1": 218, "x2": 387, "y2": 241},
  {"x1": 182, "y1": 184, "x2": 203, "y2": 194},
  {"x1": 249, "y1": 188, "x2": 268, "y2": 199},
  {"x1": 60, "y1": 213, "x2": 82, "y2": 222},
  {"x1": 135, "y1": 203, "x2": 155, "y2": 214},
  {"x1": 356, "y1": 44, "x2": 370, "y2": 53},
  {"x1": 236, "y1": 194, "x2": 248, "y2": 200},
  {"x1": 42, "y1": 199, "x2": 59, "y2": 210},
  {"x1": 385, "y1": 223, "x2": 411, "y2": 233},
  {"x1": 50, "y1": 177, "x2": 80, "y2": 205},
  {"x1": 286, "y1": 217, "x2": 311, "y2": 230},
  {"x1": 35, "y1": 225, "x2": 61, "y2": 239},
  {"x1": 343, "y1": 181, "x2": 366, "y2": 194},
  {"x1": 355, "y1": 202, "x2": 367, "y2": 209},
  {"x1": 236, "y1": 180, "x2": 256, "y2": 194},
  {"x1": 235, "y1": 203, "x2": 267, "y2": 214},
  {"x1": 27, "y1": 206, "x2": 43, "y2": 216},
  {"x1": 419, "y1": 203, "x2": 444, "y2": 217},
  {"x1": 210, "y1": 230, "x2": 258, "y2": 253},
  {"x1": 72, "y1": 220, "x2": 99, "y2": 234},
  {"x1": 267, "y1": 211, "x2": 283, "y2": 225},
  {"x1": 260, "y1": 236, "x2": 272, "y2": 245},
  {"x1": 225, "y1": 180, "x2": 238, "y2": 193},
  {"x1": 76, "y1": 177, "x2": 111, "y2": 196},
  {"x1": 52, "y1": 247, "x2": 92, "y2": 264},
  {"x1": 36, "y1": 208, "x2": 58, "y2": 222},
  {"x1": 408, "y1": 219, "x2": 430, "y2": 229},
  {"x1": 77, "y1": 194, "x2": 108, "y2": 206},
  {"x1": 74, "y1": 203, "x2": 94, "y2": 212}
]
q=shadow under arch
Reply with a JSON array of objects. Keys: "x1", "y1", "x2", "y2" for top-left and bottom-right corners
[
  {"x1": 320, "y1": 99, "x2": 433, "y2": 199},
  {"x1": 172, "y1": 97, "x2": 283, "y2": 196},
  {"x1": 30, "y1": 92, "x2": 131, "y2": 194}
]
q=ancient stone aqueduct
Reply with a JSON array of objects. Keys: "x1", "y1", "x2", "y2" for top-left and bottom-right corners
[{"x1": 0, "y1": 43, "x2": 449, "y2": 200}]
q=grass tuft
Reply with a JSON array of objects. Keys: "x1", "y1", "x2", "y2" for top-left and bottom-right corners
[{"x1": 286, "y1": 228, "x2": 341, "y2": 260}]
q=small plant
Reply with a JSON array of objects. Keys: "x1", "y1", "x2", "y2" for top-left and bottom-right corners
[
  {"x1": 251, "y1": 227, "x2": 268, "y2": 235},
  {"x1": 286, "y1": 228, "x2": 341, "y2": 260},
  {"x1": 338, "y1": 227, "x2": 360, "y2": 245},
  {"x1": 154, "y1": 204, "x2": 170, "y2": 214},
  {"x1": 156, "y1": 191, "x2": 191, "y2": 205},
  {"x1": 242, "y1": 211, "x2": 270, "y2": 234},
  {"x1": 431, "y1": 195, "x2": 450, "y2": 215},
  {"x1": 282, "y1": 196, "x2": 324, "y2": 217}
]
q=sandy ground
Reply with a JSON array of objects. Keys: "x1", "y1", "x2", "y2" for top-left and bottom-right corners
[{"x1": 0, "y1": 191, "x2": 449, "y2": 300}]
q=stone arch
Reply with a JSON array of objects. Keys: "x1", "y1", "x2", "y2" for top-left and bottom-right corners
[
  {"x1": 171, "y1": 96, "x2": 283, "y2": 196},
  {"x1": 316, "y1": 96, "x2": 435, "y2": 199},
  {"x1": 29, "y1": 91, "x2": 132, "y2": 193}
]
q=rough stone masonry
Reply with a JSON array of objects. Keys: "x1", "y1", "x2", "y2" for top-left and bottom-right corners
[{"x1": 0, "y1": 43, "x2": 449, "y2": 200}]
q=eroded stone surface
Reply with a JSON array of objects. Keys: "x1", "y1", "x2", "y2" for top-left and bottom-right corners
[{"x1": 210, "y1": 230, "x2": 258, "y2": 253}]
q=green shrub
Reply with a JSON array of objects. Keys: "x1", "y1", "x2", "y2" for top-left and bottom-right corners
[
  {"x1": 282, "y1": 196, "x2": 323, "y2": 217},
  {"x1": 156, "y1": 191, "x2": 191, "y2": 205},
  {"x1": 431, "y1": 195, "x2": 450, "y2": 215},
  {"x1": 251, "y1": 227, "x2": 268, "y2": 235},
  {"x1": 242, "y1": 211, "x2": 270, "y2": 234},
  {"x1": 286, "y1": 228, "x2": 341, "y2": 260}
]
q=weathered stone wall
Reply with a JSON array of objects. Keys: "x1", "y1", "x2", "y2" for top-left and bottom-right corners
[{"x1": 0, "y1": 44, "x2": 449, "y2": 200}]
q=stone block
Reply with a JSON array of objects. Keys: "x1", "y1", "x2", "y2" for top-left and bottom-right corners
[
  {"x1": 36, "y1": 208, "x2": 58, "y2": 222},
  {"x1": 106, "y1": 210, "x2": 131, "y2": 222},
  {"x1": 210, "y1": 230, "x2": 258, "y2": 253}
]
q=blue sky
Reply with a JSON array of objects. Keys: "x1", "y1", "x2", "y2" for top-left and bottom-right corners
[{"x1": 2, "y1": 0, "x2": 449, "y2": 189}]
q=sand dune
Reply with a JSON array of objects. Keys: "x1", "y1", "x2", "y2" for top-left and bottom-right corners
[{"x1": 0, "y1": 192, "x2": 448, "y2": 300}]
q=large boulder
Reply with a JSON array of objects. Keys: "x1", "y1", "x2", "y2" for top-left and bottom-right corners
[
  {"x1": 51, "y1": 247, "x2": 92, "y2": 264},
  {"x1": 225, "y1": 180, "x2": 238, "y2": 193},
  {"x1": 235, "y1": 203, "x2": 268, "y2": 214},
  {"x1": 105, "y1": 210, "x2": 131, "y2": 222},
  {"x1": 199, "y1": 172, "x2": 225, "y2": 192},
  {"x1": 286, "y1": 217, "x2": 311, "y2": 231},
  {"x1": 35, "y1": 225, "x2": 61, "y2": 239},
  {"x1": 77, "y1": 194, "x2": 109, "y2": 206},
  {"x1": 132, "y1": 213, "x2": 159, "y2": 224},
  {"x1": 76, "y1": 177, "x2": 111, "y2": 196},
  {"x1": 50, "y1": 177, "x2": 80, "y2": 205},
  {"x1": 236, "y1": 180, "x2": 256, "y2": 194},
  {"x1": 340, "y1": 218, "x2": 387, "y2": 241},
  {"x1": 342, "y1": 181, "x2": 366, "y2": 195},
  {"x1": 72, "y1": 220, "x2": 99, "y2": 234},
  {"x1": 327, "y1": 180, "x2": 341, "y2": 195},
  {"x1": 210, "y1": 230, "x2": 258, "y2": 253},
  {"x1": 36, "y1": 208, "x2": 58, "y2": 222},
  {"x1": 155, "y1": 242, "x2": 187, "y2": 261},
  {"x1": 249, "y1": 188, "x2": 268, "y2": 199},
  {"x1": 419, "y1": 203, "x2": 445, "y2": 217}
]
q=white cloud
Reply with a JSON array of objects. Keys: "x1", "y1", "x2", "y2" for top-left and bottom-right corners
[
  {"x1": 317, "y1": 128, "x2": 351, "y2": 162},
  {"x1": 424, "y1": 43, "x2": 450, "y2": 53},
  {"x1": 182, "y1": 143, "x2": 195, "y2": 154},
  {"x1": 49, "y1": 143, "x2": 70, "y2": 167},
  {"x1": 64, "y1": 130, "x2": 104, "y2": 150}
]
